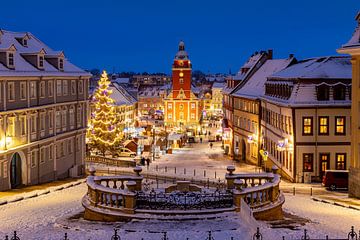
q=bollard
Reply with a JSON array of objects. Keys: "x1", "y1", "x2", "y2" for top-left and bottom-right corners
[
  {"x1": 204, "y1": 170, "x2": 206, "y2": 177},
  {"x1": 175, "y1": 167, "x2": 177, "y2": 174},
  {"x1": 156, "y1": 165, "x2": 158, "y2": 171},
  {"x1": 184, "y1": 168, "x2": 186, "y2": 175},
  {"x1": 310, "y1": 187, "x2": 313, "y2": 196},
  {"x1": 194, "y1": 169, "x2": 196, "y2": 176},
  {"x1": 165, "y1": 166, "x2": 167, "y2": 172},
  {"x1": 293, "y1": 187, "x2": 295, "y2": 196},
  {"x1": 215, "y1": 171, "x2": 217, "y2": 179}
]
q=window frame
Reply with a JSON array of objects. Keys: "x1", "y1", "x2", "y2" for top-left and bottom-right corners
[
  {"x1": 303, "y1": 153, "x2": 314, "y2": 172},
  {"x1": 318, "y1": 116, "x2": 329, "y2": 135},
  {"x1": 335, "y1": 153, "x2": 346, "y2": 170},
  {"x1": 302, "y1": 117, "x2": 313, "y2": 136},
  {"x1": 7, "y1": 82, "x2": 15, "y2": 101},
  {"x1": 335, "y1": 116, "x2": 346, "y2": 135}
]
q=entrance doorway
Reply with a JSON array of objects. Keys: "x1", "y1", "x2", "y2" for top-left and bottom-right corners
[
  {"x1": 241, "y1": 139, "x2": 246, "y2": 161},
  {"x1": 319, "y1": 153, "x2": 330, "y2": 179},
  {"x1": 10, "y1": 152, "x2": 22, "y2": 188}
]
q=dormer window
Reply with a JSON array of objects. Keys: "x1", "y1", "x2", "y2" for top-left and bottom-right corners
[
  {"x1": 59, "y1": 58, "x2": 64, "y2": 70},
  {"x1": 8, "y1": 53, "x2": 14, "y2": 68},
  {"x1": 23, "y1": 39, "x2": 28, "y2": 47},
  {"x1": 39, "y1": 55, "x2": 44, "y2": 68},
  {"x1": 316, "y1": 84, "x2": 329, "y2": 101},
  {"x1": 333, "y1": 84, "x2": 346, "y2": 100}
]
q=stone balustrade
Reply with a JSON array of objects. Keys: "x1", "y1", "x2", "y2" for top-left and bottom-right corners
[{"x1": 82, "y1": 165, "x2": 284, "y2": 221}]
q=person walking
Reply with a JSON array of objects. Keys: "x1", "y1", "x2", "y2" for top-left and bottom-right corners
[
  {"x1": 146, "y1": 158, "x2": 150, "y2": 167},
  {"x1": 200, "y1": 137, "x2": 203, "y2": 143},
  {"x1": 209, "y1": 142, "x2": 213, "y2": 149}
]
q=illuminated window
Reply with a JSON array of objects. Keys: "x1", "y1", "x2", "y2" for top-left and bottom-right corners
[
  {"x1": 335, "y1": 153, "x2": 346, "y2": 170},
  {"x1": 191, "y1": 103, "x2": 195, "y2": 109},
  {"x1": 168, "y1": 113, "x2": 172, "y2": 119},
  {"x1": 179, "y1": 78, "x2": 184, "y2": 84},
  {"x1": 168, "y1": 103, "x2": 172, "y2": 109},
  {"x1": 191, "y1": 113, "x2": 195, "y2": 119},
  {"x1": 303, "y1": 153, "x2": 313, "y2": 172},
  {"x1": 335, "y1": 117, "x2": 345, "y2": 135},
  {"x1": 302, "y1": 117, "x2": 313, "y2": 135},
  {"x1": 179, "y1": 104, "x2": 184, "y2": 110},
  {"x1": 318, "y1": 116, "x2": 329, "y2": 135},
  {"x1": 179, "y1": 112, "x2": 184, "y2": 120},
  {"x1": 7, "y1": 117, "x2": 15, "y2": 137}
]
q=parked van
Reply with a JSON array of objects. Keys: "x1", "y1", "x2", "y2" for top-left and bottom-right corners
[{"x1": 322, "y1": 170, "x2": 349, "y2": 191}]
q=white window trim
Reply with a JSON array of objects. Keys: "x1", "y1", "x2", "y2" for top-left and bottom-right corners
[
  {"x1": 20, "y1": 82, "x2": 27, "y2": 100},
  {"x1": 8, "y1": 82, "x2": 15, "y2": 102}
]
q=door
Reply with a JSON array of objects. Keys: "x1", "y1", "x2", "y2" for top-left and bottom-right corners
[
  {"x1": 10, "y1": 152, "x2": 22, "y2": 189},
  {"x1": 319, "y1": 153, "x2": 330, "y2": 180}
]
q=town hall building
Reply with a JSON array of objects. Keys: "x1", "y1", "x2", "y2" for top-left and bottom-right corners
[{"x1": 164, "y1": 41, "x2": 201, "y2": 130}]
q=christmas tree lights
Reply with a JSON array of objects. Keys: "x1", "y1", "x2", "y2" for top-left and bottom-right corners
[{"x1": 87, "y1": 71, "x2": 122, "y2": 154}]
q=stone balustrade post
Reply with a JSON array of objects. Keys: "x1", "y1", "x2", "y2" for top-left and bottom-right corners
[
  {"x1": 234, "y1": 179, "x2": 244, "y2": 191},
  {"x1": 123, "y1": 194, "x2": 136, "y2": 214},
  {"x1": 226, "y1": 165, "x2": 236, "y2": 189},
  {"x1": 233, "y1": 191, "x2": 246, "y2": 212}
]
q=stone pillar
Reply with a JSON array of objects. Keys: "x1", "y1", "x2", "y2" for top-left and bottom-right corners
[
  {"x1": 133, "y1": 166, "x2": 143, "y2": 191},
  {"x1": 226, "y1": 165, "x2": 236, "y2": 189}
]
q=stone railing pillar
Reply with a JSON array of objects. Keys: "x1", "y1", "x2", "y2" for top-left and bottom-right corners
[
  {"x1": 123, "y1": 194, "x2": 136, "y2": 214},
  {"x1": 233, "y1": 191, "x2": 246, "y2": 212},
  {"x1": 226, "y1": 165, "x2": 236, "y2": 189},
  {"x1": 133, "y1": 166, "x2": 143, "y2": 191}
]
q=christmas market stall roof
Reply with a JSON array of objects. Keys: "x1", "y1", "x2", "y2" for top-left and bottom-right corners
[
  {"x1": 233, "y1": 57, "x2": 295, "y2": 99},
  {"x1": 0, "y1": 30, "x2": 90, "y2": 77}
]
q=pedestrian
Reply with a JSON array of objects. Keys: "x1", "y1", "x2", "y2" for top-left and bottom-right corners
[
  {"x1": 209, "y1": 142, "x2": 213, "y2": 149},
  {"x1": 141, "y1": 157, "x2": 145, "y2": 166},
  {"x1": 208, "y1": 131, "x2": 211, "y2": 136},
  {"x1": 200, "y1": 137, "x2": 203, "y2": 143},
  {"x1": 146, "y1": 158, "x2": 150, "y2": 167}
]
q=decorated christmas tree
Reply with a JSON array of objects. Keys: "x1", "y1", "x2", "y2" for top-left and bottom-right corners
[{"x1": 87, "y1": 71, "x2": 122, "y2": 154}]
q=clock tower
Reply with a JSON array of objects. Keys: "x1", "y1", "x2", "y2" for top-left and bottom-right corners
[
  {"x1": 172, "y1": 41, "x2": 192, "y2": 99},
  {"x1": 164, "y1": 41, "x2": 202, "y2": 129}
]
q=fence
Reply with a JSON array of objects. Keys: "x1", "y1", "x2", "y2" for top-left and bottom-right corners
[{"x1": 3, "y1": 227, "x2": 359, "y2": 240}]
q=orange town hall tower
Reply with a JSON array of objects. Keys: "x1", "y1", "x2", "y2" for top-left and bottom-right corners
[{"x1": 164, "y1": 41, "x2": 201, "y2": 129}]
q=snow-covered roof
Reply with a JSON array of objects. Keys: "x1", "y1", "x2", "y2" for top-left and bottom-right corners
[
  {"x1": 233, "y1": 58, "x2": 294, "y2": 99},
  {"x1": 113, "y1": 77, "x2": 130, "y2": 84},
  {"x1": 138, "y1": 85, "x2": 169, "y2": 98},
  {"x1": 212, "y1": 82, "x2": 226, "y2": 89},
  {"x1": 233, "y1": 52, "x2": 264, "y2": 81},
  {"x1": 269, "y1": 56, "x2": 352, "y2": 80},
  {"x1": 261, "y1": 56, "x2": 352, "y2": 107},
  {"x1": 341, "y1": 12, "x2": 360, "y2": 49},
  {"x1": 0, "y1": 30, "x2": 90, "y2": 77},
  {"x1": 110, "y1": 82, "x2": 137, "y2": 106}
]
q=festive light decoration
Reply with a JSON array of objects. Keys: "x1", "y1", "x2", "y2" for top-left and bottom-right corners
[{"x1": 86, "y1": 71, "x2": 122, "y2": 153}]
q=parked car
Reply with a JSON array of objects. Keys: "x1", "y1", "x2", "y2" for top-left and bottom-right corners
[
  {"x1": 115, "y1": 148, "x2": 136, "y2": 158},
  {"x1": 322, "y1": 170, "x2": 349, "y2": 191}
]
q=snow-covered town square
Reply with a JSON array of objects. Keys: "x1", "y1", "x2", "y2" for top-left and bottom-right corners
[{"x1": 1, "y1": 1, "x2": 360, "y2": 240}]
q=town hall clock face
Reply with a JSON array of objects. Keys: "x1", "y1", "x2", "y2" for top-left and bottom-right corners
[
  {"x1": 179, "y1": 61, "x2": 184, "y2": 66},
  {"x1": 179, "y1": 72, "x2": 184, "y2": 77}
]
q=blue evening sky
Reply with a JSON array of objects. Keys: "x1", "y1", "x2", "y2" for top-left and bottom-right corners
[{"x1": 1, "y1": 0, "x2": 359, "y2": 74}]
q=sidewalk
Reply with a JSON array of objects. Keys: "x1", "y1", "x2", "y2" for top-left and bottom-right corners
[{"x1": 0, "y1": 177, "x2": 86, "y2": 205}]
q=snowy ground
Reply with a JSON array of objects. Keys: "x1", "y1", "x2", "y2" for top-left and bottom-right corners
[{"x1": 0, "y1": 182, "x2": 359, "y2": 240}]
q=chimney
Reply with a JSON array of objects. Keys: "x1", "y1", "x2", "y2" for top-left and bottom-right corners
[
  {"x1": 267, "y1": 49, "x2": 273, "y2": 59},
  {"x1": 289, "y1": 53, "x2": 294, "y2": 58}
]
